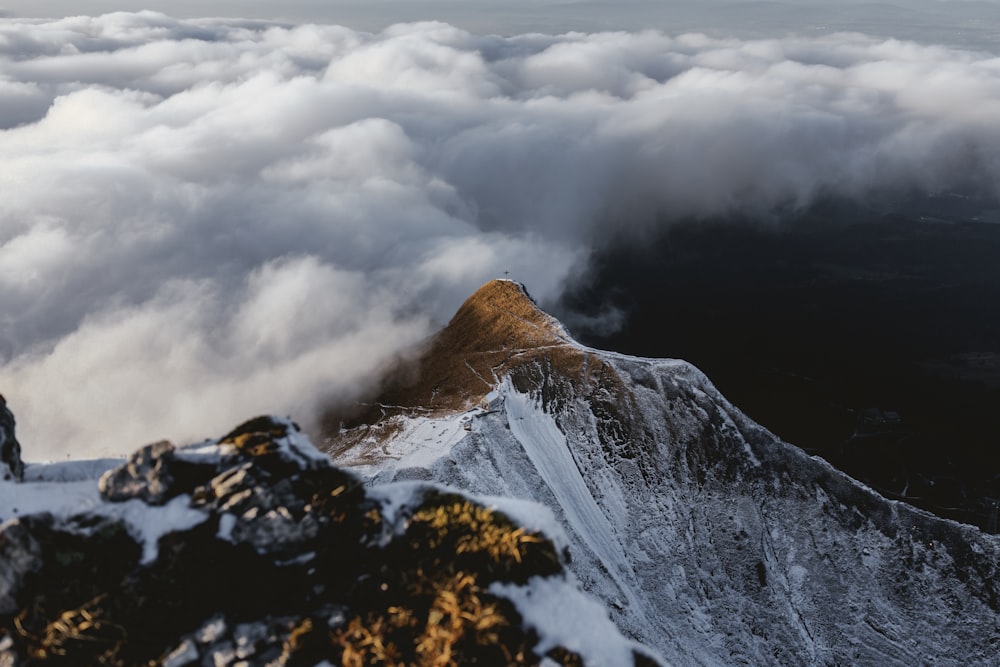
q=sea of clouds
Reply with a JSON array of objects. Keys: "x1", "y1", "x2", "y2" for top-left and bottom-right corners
[{"x1": 1, "y1": 11, "x2": 999, "y2": 458}]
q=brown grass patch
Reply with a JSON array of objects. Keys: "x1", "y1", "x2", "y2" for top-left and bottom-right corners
[{"x1": 320, "y1": 280, "x2": 611, "y2": 445}]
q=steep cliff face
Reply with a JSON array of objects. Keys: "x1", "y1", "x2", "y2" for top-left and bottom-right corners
[
  {"x1": 0, "y1": 415, "x2": 659, "y2": 666},
  {"x1": 326, "y1": 280, "x2": 1000, "y2": 667}
]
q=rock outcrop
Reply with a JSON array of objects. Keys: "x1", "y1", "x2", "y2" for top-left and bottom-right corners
[
  {"x1": 0, "y1": 396, "x2": 23, "y2": 482},
  {"x1": 0, "y1": 416, "x2": 660, "y2": 666}
]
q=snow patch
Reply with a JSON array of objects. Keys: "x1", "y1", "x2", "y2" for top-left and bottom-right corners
[
  {"x1": 175, "y1": 442, "x2": 235, "y2": 465},
  {"x1": 217, "y1": 512, "x2": 237, "y2": 541},
  {"x1": 491, "y1": 576, "x2": 665, "y2": 667},
  {"x1": 348, "y1": 412, "x2": 474, "y2": 479},
  {"x1": 367, "y1": 481, "x2": 429, "y2": 530},
  {"x1": 22, "y1": 458, "x2": 123, "y2": 482},
  {"x1": 501, "y1": 378, "x2": 633, "y2": 594},
  {"x1": 0, "y1": 477, "x2": 103, "y2": 520},
  {"x1": 277, "y1": 418, "x2": 331, "y2": 464},
  {"x1": 92, "y1": 494, "x2": 209, "y2": 564}
]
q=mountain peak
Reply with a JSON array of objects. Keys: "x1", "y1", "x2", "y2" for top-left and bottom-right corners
[
  {"x1": 321, "y1": 280, "x2": 586, "y2": 437},
  {"x1": 444, "y1": 279, "x2": 572, "y2": 354}
]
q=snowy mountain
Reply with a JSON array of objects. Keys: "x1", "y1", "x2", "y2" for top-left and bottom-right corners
[{"x1": 324, "y1": 279, "x2": 1000, "y2": 666}]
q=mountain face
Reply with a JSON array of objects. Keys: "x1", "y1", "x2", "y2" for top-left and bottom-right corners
[
  {"x1": 0, "y1": 415, "x2": 658, "y2": 666},
  {"x1": 324, "y1": 280, "x2": 1000, "y2": 667}
]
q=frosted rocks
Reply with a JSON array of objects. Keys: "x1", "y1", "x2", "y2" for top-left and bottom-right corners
[{"x1": 99, "y1": 440, "x2": 186, "y2": 504}]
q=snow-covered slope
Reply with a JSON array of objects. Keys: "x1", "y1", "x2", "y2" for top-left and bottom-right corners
[{"x1": 326, "y1": 280, "x2": 1000, "y2": 666}]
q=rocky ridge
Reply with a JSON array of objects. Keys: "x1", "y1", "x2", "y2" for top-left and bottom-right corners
[
  {"x1": 0, "y1": 415, "x2": 660, "y2": 666},
  {"x1": 326, "y1": 280, "x2": 1000, "y2": 667}
]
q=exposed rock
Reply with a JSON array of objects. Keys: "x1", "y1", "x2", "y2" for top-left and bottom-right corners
[
  {"x1": 0, "y1": 416, "x2": 657, "y2": 666},
  {"x1": 0, "y1": 397, "x2": 24, "y2": 482},
  {"x1": 99, "y1": 440, "x2": 185, "y2": 504},
  {"x1": 0, "y1": 520, "x2": 42, "y2": 615}
]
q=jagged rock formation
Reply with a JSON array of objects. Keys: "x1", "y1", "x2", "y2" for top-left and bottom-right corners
[
  {"x1": 0, "y1": 396, "x2": 23, "y2": 482},
  {"x1": 326, "y1": 280, "x2": 1000, "y2": 667},
  {"x1": 0, "y1": 415, "x2": 660, "y2": 666}
]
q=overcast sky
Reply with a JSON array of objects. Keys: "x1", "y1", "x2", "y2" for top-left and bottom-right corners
[
  {"x1": 2, "y1": 6, "x2": 1000, "y2": 458},
  {"x1": 4, "y1": 2, "x2": 1000, "y2": 47}
]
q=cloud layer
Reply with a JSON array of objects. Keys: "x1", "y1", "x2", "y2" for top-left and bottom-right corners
[{"x1": 1, "y1": 12, "x2": 999, "y2": 457}]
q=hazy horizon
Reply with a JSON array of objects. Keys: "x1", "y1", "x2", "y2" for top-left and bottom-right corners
[{"x1": 4, "y1": 1, "x2": 1000, "y2": 48}]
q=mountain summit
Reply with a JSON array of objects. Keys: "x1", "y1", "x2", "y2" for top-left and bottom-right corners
[
  {"x1": 322, "y1": 279, "x2": 600, "y2": 439},
  {"x1": 440, "y1": 279, "x2": 573, "y2": 353},
  {"x1": 327, "y1": 280, "x2": 1000, "y2": 667}
]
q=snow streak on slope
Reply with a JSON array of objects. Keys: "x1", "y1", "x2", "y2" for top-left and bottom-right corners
[{"x1": 502, "y1": 377, "x2": 637, "y2": 606}]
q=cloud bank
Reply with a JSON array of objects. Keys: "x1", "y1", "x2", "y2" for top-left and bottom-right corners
[{"x1": 1, "y1": 12, "x2": 999, "y2": 458}]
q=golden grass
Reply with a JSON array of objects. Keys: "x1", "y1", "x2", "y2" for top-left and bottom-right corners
[
  {"x1": 325, "y1": 491, "x2": 559, "y2": 667},
  {"x1": 220, "y1": 416, "x2": 290, "y2": 456},
  {"x1": 334, "y1": 570, "x2": 520, "y2": 667},
  {"x1": 411, "y1": 500, "x2": 544, "y2": 566},
  {"x1": 14, "y1": 594, "x2": 125, "y2": 663}
]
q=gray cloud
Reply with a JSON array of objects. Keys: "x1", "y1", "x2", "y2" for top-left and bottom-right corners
[{"x1": 1, "y1": 12, "x2": 999, "y2": 457}]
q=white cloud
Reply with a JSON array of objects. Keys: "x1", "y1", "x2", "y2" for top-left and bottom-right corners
[{"x1": 0, "y1": 12, "x2": 998, "y2": 457}]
